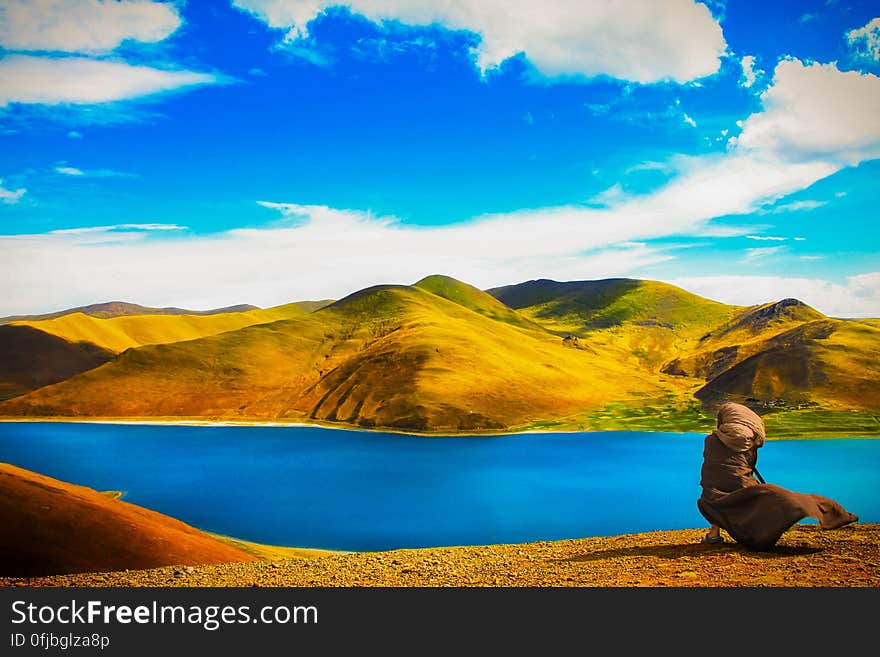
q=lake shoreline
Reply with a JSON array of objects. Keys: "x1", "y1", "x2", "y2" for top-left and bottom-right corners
[
  {"x1": 1, "y1": 415, "x2": 877, "y2": 440},
  {"x1": 0, "y1": 415, "x2": 704, "y2": 438}
]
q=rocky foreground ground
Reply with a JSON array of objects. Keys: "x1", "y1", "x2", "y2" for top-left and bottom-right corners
[{"x1": 3, "y1": 524, "x2": 879, "y2": 588}]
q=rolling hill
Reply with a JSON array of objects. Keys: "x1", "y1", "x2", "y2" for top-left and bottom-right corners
[
  {"x1": 0, "y1": 300, "x2": 260, "y2": 324},
  {"x1": 488, "y1": 278, "x2": 743, "y2": 371},
  {"x1": 0, "y1": 301, "x2": 332, "y2": 400},
  {"x1": 0, "y1": 325, "x2": 114, "y2": 401},
  {"x1": 0, "y1": 280, "x2": 669, "y2": 432},
  {"x1": 662, "y1": 299, "x2": 828, "y2": 381},
  {"x1": 8, "y1": 301, "x2": 331, "y2": 354},
  {"x1": 0, "y1": 462, "x2": 255, "y2": 577},
  {"x1": 694, "y1": 318, "x2": 880, "y2": 410},
  {"x1": 1, "y1": 275, "x2": 878, "y2": 433}
]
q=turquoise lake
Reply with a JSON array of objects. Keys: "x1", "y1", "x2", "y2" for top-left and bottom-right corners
[{"x1": 0, "y1": 422, "x2": 877, "y2": 551}]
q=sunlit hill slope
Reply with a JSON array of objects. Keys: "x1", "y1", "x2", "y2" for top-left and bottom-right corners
[
  {"x1": 0, "y1": 301, "x2": 329, "y2": 400},
  {"x1": 0, "y1": 462, "x2": 256, "y2": 577},
  {"x1": 2, "y1": 275, "x2": 878, "y2": 433}
]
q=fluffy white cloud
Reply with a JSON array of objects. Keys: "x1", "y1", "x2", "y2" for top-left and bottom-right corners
[
  {"x1": 733, "y1": 59, "x2": 880, "y2": 165},
  {"x1": 0, "y1": 179, "x2": 26, "y2": 204},
  {"x1": 847, "y1": 17, "x2": 880, "y2": 63},
  {"x1": 0, "y1": 55, "x2": 220, "y2": 106},
  {"x1": 740, "y1": 55, "x2": 760, "y2": 87},
  {"x1": 233, "y1": 0, "x2": 727, "y2": 83},
  {"x1": 5, "y1": 48, "x2": 878, "y2": 317},
  {"x1": 0, "y1": 145, "x2": 841, "y2": 316},
  {"x1": 0, "y1": 0, "x2": 181, "y2": 53},
  {"x1": 670, "y1": 273, "x2": 880, "y2": 318}
]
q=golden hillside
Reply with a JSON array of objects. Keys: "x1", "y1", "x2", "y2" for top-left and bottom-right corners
[
  {"x1": 10, "y1": 301, "x2": 328, "y2": 354},
  {"x1": 0, "y1": 282, "x2": 670, "y2": 432},
  {"x1": 0, "y1": 462, "x2": 256, "y2": 577},
  {"x1": 2, "y1": 276, "x2": 878, "y2": 433}
]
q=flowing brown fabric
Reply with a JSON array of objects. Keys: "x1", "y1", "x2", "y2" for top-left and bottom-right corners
[
  {"x1": 713, "y1": 402, "x2": 765, "y2": 452},
  {"x1": 698, "y1": 403, "x2": 858, "y2": 550}
]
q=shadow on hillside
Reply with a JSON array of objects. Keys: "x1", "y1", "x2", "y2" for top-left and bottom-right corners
[{"x1": 562, "y1": 543, "x2": 822, "y2": 562}]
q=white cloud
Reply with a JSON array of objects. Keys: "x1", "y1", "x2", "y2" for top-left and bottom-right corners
[
  {"x1": 0, "y1": 179, "x2": 26, "y2": 204},
  {"x1": 4, "y1": 52, "x2": 878, "y2": 317},
  {"x1": 847, "y1": 17, "x2": 880, "y2": 63},
  {"x1": 683, "y1": 113, "x2": 697, "y2": 127},
  {"x1": 743, "y1": 246, "x2": 784, "y2": 262},
  {"x1": 740, "y1": 55, "x2": 761, "y2": 88},
  {"x1": 0, "y1": 0, "x2": 181, "y2": 54},
  {"x1": 49, "y1": 223, "x2": 186, "y2": 235},
  {"x1": 66, "y1": 130, "x2": 82, "y2": 138},
  {"x1": 670, "y1": 273, "x2": 880, "y2": 317},
  {"x1": 762, "y1": 199, "x2": 827, "y2": 213},
  {"x1": 232, "y1": 0, "x2": 727, "y2": 83},
  {"x1": 0, "y1": 145, "x2": 840, "y2": 313},
  {"x1": 746, "y1": 235, "x2": 786, "y2": 241},
  {"x1": 733, "y1": 59, "x2": 880, "y2": 166},
  {"x1": 0, "y1": 55, "x2": 221, "y2": 106},
  {"x1": 55, "y1": 166, "x2": 84, "y2": 176},
  {"x1": 54, "y1": 164, "x2": 135, "y2": 178}
]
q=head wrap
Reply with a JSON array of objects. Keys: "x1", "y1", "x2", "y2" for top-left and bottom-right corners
[{"x1": 713, "y1": 402, "x2": 766, "y2": 452}]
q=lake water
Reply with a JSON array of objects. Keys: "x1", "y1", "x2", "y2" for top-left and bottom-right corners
[{"x1": 1, "y1": 422, "x2": 877, "y2": 551}]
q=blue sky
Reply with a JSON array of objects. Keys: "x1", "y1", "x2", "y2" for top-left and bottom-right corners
[{"x1": 0, "y1": 0, "x2": 878, "y2": 316}]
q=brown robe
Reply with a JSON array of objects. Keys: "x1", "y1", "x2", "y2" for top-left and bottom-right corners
[{"x1": 697, "y1": 432, "x2": 859, "y2": 550}]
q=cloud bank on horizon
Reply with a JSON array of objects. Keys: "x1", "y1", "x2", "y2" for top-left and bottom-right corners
[{"x1": 0, "y1": 0, "x2": 879, "y2": 317}]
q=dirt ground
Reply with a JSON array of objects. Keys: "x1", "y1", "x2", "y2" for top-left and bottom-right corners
[{"x1": 4, "y1": 523, "x2": 878, "y2": 588}]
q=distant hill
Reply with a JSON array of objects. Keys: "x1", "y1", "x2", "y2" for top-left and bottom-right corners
[
  {"x1": 694, "y1": 318, "x2": 880, "y2": 410},
  {"x1": 2, "y1": 276, "x2": 877, "y2": 432},
  {"x1": 662, "y1": 299, "x2": 827, "y2": 381},
  {"x1": 8, "y1": 302, "x2": 329, "y2": 354},
  {"x1": 0, "y1": 301, "x2": 332, "y2": 400},
  {"x1": 0, "y1": 301, "x2": 260, "y2": 324},
  {"x1": 488, "y1": 278, "x2": 741, "y2": 370},
  {"x1": 0, "y1": 325, "x2": 114, "y2": 401},
  {"x1": 488, "y1": 277, "x2": 739, "y2": 333},
  {"x1": 0, "y1": 462, "x2": 255, "y2": 577}
]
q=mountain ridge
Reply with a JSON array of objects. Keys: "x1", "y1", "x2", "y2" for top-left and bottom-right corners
[
  {"x1": 2, "y1": 275, "x2": 877, "y2": 435},
  {"x1": 0, "y1": 301, "x2": 261, "y2": 324}
]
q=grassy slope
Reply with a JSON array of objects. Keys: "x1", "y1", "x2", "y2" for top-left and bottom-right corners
[
  {"x1": 2, "y1": 276, "x2": 877, "y2": 436},
  {"x1": 0, "y1": 325, "x2": 114, "y2": 401},
  {"x1": 662, "y1": 299, "x2": 827, "y2": 380},
  {"x1": 695, "y1": 319, "x2": 880, "y2": 410},
  {"x1": 0, "y1": 301, "x2": 260, "y2": 324},
  {"x1": 0, "y1": 283, "x2": 670, "y2": 432},
  {"x1": 0, "y1": 462, "x2": 255, "y2": 577},
  {"x1": 488, "y1": 280, "x2": 880, "y2": 434},
  {"x1": 9, "y1": 301, "x2": 325, "y2": 354},
  {"x1": 488, "y1": 278, "x2": 740, "y2": 371},
  {"x1": 414, "y1": 274, "x2": 542, "y2": 330},
  {"x1": 488, "y1": 278, "x2": 738, "y2": 336}
]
